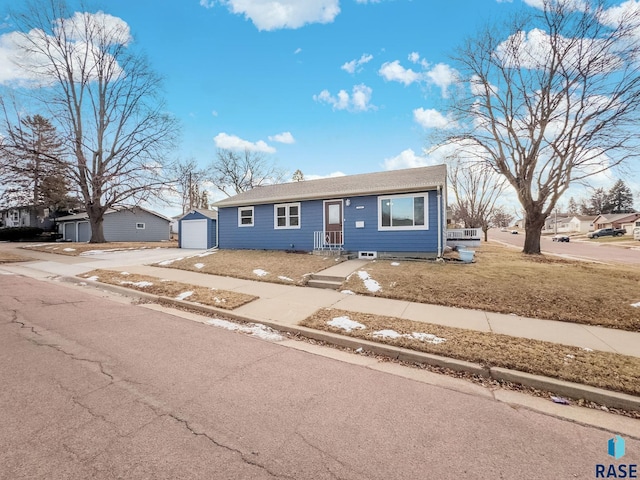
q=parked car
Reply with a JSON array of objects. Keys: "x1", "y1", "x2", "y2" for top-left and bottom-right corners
[
  {"x1": 552, "y1": 234, "x2": 570, "y2": 242},
  {"x1": 511, "y1": 230, "x2": 519, "y2": 234},
  {"x1": 587, "y1": 228, "x2": 626, "y2": 239}
]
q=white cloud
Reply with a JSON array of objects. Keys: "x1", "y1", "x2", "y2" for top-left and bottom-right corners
[
  {"x1": 313, "y1": 84, "x2": 375, "y2": 112},
  {"x1": 200, "y1": 0, "x2": 217, "y2": 8},
  {"x1": 268, "y1": 131, "x2": 295, "y2": 144},
  {"x1": 294, "y1": 47, "x2": 302, "y2": 54},
  {"x1": 383, "y1": 149, "x2": 433, "y2": 170},
  {"x1": 425, "y1": 63, "x2": 458, "y2": 98},
  {"x1": 341, "y1": 53, "x2": 373, "y2": 74},
  {"x1": 379, "y1": 60, "x2": 422, "y2": 85},
  {"x1": 213, "y1": 132, "x2": 276, "y2": 153},
  {"x1": 413, "y1": 108, "x2": 458, "y2": 130},
  {"x1": 216, "y1": 0, "x2": 340, "y2": 31}
]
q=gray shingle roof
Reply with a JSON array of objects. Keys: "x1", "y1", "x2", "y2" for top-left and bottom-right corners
[
  {"x1": 213, "y1": 165, "x2": 447, "y2": 208},
  {"x1": 56, "y1": 206, "x2": 171, "y2": 223}
]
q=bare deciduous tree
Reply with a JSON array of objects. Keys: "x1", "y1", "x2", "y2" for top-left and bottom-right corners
[
  {"x1": 210, "y1": 149, "x2": 285, "y2": 197},
  {"x1": 2, "y1": 0, "x2": 178, "y2": 242},
  {"x1": 169, "y1": 158, "x2": 209, "y2": 215},
  {"x1": 445, "y1": 0, "x2": 640, "y2": 253},
  {"x1": 447, "y1": 155, "x2": 508, "y2": 241}
]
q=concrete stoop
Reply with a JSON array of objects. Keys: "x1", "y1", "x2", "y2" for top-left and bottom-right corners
[{"x1": 307, "y1": 273, "x2": 344, "y2": 290}]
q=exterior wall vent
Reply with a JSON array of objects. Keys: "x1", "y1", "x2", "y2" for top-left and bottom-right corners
[{"x1": 358, "y1": 251, "x2": 377, "y2": 259}]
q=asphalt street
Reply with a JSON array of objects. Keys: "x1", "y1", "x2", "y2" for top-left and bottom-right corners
[{"x1": 1, "y1": 273, "x2": 637, "y2": 479}]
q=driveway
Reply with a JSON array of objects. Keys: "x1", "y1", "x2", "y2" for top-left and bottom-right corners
[
  {"x1": 490, "y1": 229, "x2": 640, "y2": 265},
  {"x1": 1, "y1": 274, "x2": 633, "y2": 480}
]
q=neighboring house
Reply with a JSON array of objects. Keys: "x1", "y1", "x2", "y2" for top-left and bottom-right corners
[
  {"x1": 212, "y1": 165, "x2": 447, "y2": 258},
  {"x1": 592, "y1": 212, "x2": 640, "y2": 234},
  {"x1": 568, "y1": 215, "x2": 595, "y2": 234},
  {"x1": 179, "y1": 208, "x2": 217, "y2": 249},
  {"x1": 0, "y1": 205, "x2": 55, "y2": 230},
  {"x1": 542, "y1": 214, "x2": 572, "y2": 233},
  {"x1": 57, "y1": 206, "x2": 171, "y2": 242}
]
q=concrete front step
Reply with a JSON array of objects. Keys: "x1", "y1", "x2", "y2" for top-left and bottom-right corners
[{"x1": 307, "y1": 278, "x2": 343, "y2": 290}]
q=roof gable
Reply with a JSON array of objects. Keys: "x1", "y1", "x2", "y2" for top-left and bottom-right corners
[{"x1": 212, "y1": 165, "x2": 447, "y2": 208}]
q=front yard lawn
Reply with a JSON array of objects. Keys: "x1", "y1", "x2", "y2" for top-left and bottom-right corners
[
  {"x1": 0, "y1": 251, "x2": 32, "y2": 263},
  {"x1": 22, "y1": 241, "x2": 178, "y2": 256}
]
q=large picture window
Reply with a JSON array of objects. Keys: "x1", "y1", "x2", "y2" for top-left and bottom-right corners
[
  {"x1": 378, "y1": 194, "x2": 428, "y2": 230},
  {"x1": 274, "y1": 203, "x2": 301, "y2": 229},
  {"x1": 238, "y1": 206, "x2": 254, "y2": 227}
]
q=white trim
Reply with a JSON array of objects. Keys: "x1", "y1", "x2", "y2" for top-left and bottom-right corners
[
  {"x1": 136, "y1": 222, "x2": 146, "y2": 230},
  {"x1": 274, "y1": 202, "x2": 301, "y2": 230},
  {"x1": 238, "y1": 206, "x2": 254, "y2": 227},
  {"x1": 322, "y1": 199, "x2": 344, "y2": 245},
  {"x1": 377, "y1": 193, "x2": 429, "y2": 231}
]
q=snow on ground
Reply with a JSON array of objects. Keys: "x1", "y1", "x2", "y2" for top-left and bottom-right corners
[
  {"x1": 390, "y1": 262, "x2": 400, "y2": 266},
  {"x1": 197, "y1": 251, "x2": 216, "y2": 257},
  {"x1": 278, "y1": 276, "x2": 293, "y2": 282},
  {"x1": 62, "y1": 248, "x2": 76, "y2": 252},
  {"x1": 85, "y1": 276, "x2": 99, "y2": 281},
  {"x1": 120, "y1": 272, "x2": 130, "y2": 275},
  {"x1": 0, "y1": 271, "x2": 15, "y2": 275},
  {"x1": 253, "y1": 269, "x2": 268, "y2": 277},
  {"x1": 175, "y1": 291, "x2": 193, "y2": 301},
  {"x1": 120, "y1": 280, "x2": 153, "y2": 288},
  {"x1": 327, "y1": 316, "x2": 366, "y2": 332},
  {"x1": 631, "y1": 302, "x2": 640, "y2": 308},
  {"x1": 206, "y1": 318, "x2": 283, "y2": 342},
  {"x1": 194, "y1": 263, "x2": 205, "y2": 269},
  {"x1": 340, "y1": 290, "x2": 355, "y2": 295},
  {"x1": 357, "y1": 270, "x2": 381, "y2": 293},
  {"x1": 157, "y1": 257, "x2": 183, "y2": 265},
  {"x1": 373, "y1": 329, "x2": 446, "y2": 344}
]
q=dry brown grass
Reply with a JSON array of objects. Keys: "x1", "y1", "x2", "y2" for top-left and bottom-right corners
[
  {"x1": 159, "y1": 249, "x2": 344, "y2": 286},
  {"x1": 343, "y1": 243, "x2": 640, "y2": 331},
  {"x1": 302, "y1": 308, "x2": 640, "y2": 396},
  {"x1": 79, "y1": 269, "x2": 256, "y2": 310},
  {"x1": 22, "y1": 241, "x2": 178, "y2": 256},
  {"x1": 0, "y1": 251, "x2": 32, "y2": 263}
]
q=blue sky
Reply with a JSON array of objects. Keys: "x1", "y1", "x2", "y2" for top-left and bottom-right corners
[{"x1": 0, "y1": 0, "x2": 638, "y2": 216}]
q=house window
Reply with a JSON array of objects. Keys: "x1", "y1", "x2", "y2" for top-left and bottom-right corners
[
  {"x1": 238, "y1": 207, "x2": 254, "y2": 227},
  {"x1": 274, "y1": 203, "x2": 300, "y2": 229},
  {"x1": 10, "y1": 210, "x2": 19, "y2": 223},
  {"x1": 136, "y1": 223, "x2": 146, "y2": 229},
  {"x1": 636, "y1": 221, "x2": 640, "y2": 227},
  {"x1": 378, "y1": 194, "x2": 428, "y2": 230}
]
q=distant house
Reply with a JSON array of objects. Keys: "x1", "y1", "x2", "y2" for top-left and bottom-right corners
[
  {"x1": 542, "y1": 214, "x2": 573, "y2": 233},
  {"x1": 592, "y1": 212, "x2": 640, "y2": 234},
  {"x1": 212, "y1": 165, "x2": 448, "y2": 259},
  {"x1": 568, "y1": 215, "x2": 596, "y2": 233},
  {"x1": 179, "y1": 209, "x2": 217, "y2": 249},
  {"x1": 57, "y1": 206, "x2": 171, "y2": 242},
  {"x1": 0, "y1": 205, "x2": 56, "y2": 230}
]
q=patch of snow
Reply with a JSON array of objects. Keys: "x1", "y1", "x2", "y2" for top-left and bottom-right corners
[
  {"x1": 85, "y1": 276, "x2": 99, "y2": 281},
  {"x1": 120, "y1": 280, "x2": 153, "y2": 288},
  {"x1": 390, "y1": 262, "x2": 400, "y2": 266},
  {"x1": 327, "y1": 316, "x2": 366, "y2": 332},
  {"x1": 78, "y1": 281, "x2": 86, "y2": 286},
  {"x1": 357, "y1": 270, "x2": 381, "y2": 293},
  {"x1": 340, "y1": 290, "x2": 355, "y2": 295},
  {"x1": 582, "y1": 347, "x2": 594, "y2": 352},
  {"x1": 206, "y1": 318, "x2": 283, "y2": 342},
  {"x1": 355, "y1": 347, "x2": 363, "y2": 353},
  {"x1": 120, "y1": 272, "x2": 130, "y2": 276},
  {"x1": 278, "y1": 276, "x2": 293, "y2": 282},
  {"x1": 62, "y1": 248, "x2": 76, "y2": 252},
  {"x1": 157, "y1": 257, "x2": 183, "y2": 265},
  {"x1": 0, "y1": 271, "x2": 15, "y2": 275},
  {"x1": 253, "y1": 269, "x2": 268, "y2": 277},
  {"x1": 213, "y1": 297, "x2": 226, "y2": 304},
  {"x1": 161, "y1": 279, "x2": 171, "y2": 282},
  {"x1": 410, "y1": 332, "x2": 447, "y2": 344},
  {"x1": 373, "y1": 329, "x2": 403, "y2": 339},
  {"x1": 197, "y1": 251, "x2": 216, "y2": 257},
  {"x1": 631, "y1": 302, "x2": 640, "y2": 308},
  {"x1": 194, "y1": 263, "x2": 205, "y2": 269},
  {"x1": 175, "y1": 291, "x2": 194, "y2": 301}
]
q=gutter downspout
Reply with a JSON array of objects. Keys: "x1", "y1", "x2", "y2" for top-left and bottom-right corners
[
  {"x1": 437, "y1": 185, "x2": 442, "y2": 258},
  {"x1": 215, "y1": 208, "x2": 219, "y2": 249}
]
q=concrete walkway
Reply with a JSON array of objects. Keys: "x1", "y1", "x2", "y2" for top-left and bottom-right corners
[{"x1": 1, "y1": 249, "x2": 638, "y2": 358}]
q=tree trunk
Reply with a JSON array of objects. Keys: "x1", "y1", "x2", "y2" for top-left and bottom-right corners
[
  {"x1": 523, "y1": 214, "x2": 545, "y2": 254},
  {"x1": 87, "y1": 203, "x2": 107, "y2": 243}
]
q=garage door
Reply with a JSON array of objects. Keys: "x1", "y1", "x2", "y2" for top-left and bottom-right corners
[
  {"x1": 181, "y1": 219, "x2": 208, "y2": 249},
  {"x1": 64, "y1": 223, "x2": 76, "y2": 242},
  {"x1": 78, "y1": 222, "x2": 90, "y2": 242}
]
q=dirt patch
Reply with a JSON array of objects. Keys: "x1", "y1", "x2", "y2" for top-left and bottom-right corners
[
  {"x1": 22, "y1": 241, "x2": 178, "y2": 256},
  {"x1": 342, "y1": 243, "x2": 640, "y2": 331},
  {"x1": 0, "y1": 251, "x2": 32, "y2": 263},
  {"x1": 79, "y1": 269, "x2": 256, "y2": 310},
  {"x1": 158, "y1": 249, "x2": 344, "y2": 286},
  {"x1": 301, "y1": 308, "x2": 640, "y2": 397}
]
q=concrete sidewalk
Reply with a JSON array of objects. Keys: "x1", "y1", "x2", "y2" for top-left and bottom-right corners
[{"x1": 85, "y1": 262, "x2": 640, "y2": 358}]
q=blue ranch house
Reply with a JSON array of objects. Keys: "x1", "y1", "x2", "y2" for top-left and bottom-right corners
[{"x1": 212, "y1": 165, "x2": 448, "y2": 259}]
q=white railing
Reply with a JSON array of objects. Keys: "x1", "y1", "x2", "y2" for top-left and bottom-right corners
[
  {"x1": 314, "y1": 231, "x2": 343, "y2": 251},
  {"x1": 446, "y1": 228, "x2": 481, "y2": 247}
]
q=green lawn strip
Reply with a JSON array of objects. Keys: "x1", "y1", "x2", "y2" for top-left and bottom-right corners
[
  {"x1": 301, "y1": 308, "x2": 640, "y2": 397},
  {"x1": 79, "y1": 269, "x2": 257, "y2": 310}
]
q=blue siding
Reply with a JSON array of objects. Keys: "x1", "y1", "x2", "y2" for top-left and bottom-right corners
[
  {"x1": 179, "y1": 211, "x2": 217, "y2": 248},
  {"x1": 218, "y1": 190, "x2": 442, "y2": 253}
]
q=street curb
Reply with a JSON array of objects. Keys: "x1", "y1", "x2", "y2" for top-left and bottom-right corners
[{"x1": 62, "y1": 275, "x2": 640, "y2": 413}]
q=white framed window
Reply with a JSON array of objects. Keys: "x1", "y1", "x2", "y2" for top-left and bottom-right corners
[
  {"x1": 10, "y1": 210, "x2": 19, "y2": 223},
  {"x1": 274, "y1": 203, "x2": 300, "y2": 229},
  {"x1": 136, "y1": 222, "x2": 146, "y2": 230},
  {"x1": 238, "y1": 206, "x2": 254, "y2": 227},
  {"x1": 378, "y1": 193, "x2": 428, "y2": 231}
]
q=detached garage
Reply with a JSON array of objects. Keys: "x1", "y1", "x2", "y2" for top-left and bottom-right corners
[{"x1": 179, "y1": 209, "x2": 217, "y2": 249}]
